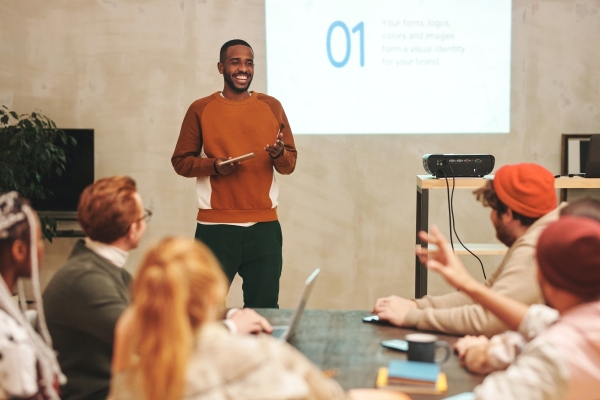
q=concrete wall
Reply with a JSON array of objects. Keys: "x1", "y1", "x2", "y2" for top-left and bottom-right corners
[{"x1": 2, "y1": 0, "x2": 599, "y2": 309}]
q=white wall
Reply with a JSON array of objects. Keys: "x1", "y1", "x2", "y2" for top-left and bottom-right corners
[{"x1": 2, "y1": 0, "x2": 599, "y2": 309}]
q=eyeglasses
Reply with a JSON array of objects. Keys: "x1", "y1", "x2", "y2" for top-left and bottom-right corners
[{"x1": 138, "y1": 208, "x2": 153, "y2": 223}]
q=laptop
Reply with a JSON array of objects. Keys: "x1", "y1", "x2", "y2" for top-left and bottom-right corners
[{"x1": 271, "y1": 268, "x2": 320, "y2": 342}]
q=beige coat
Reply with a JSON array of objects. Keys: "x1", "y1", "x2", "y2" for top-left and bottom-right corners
[
  {"x1": 108, "y1": 323, "x2": 347, "y2": 400},
  {"x1": 403, "y1": 206, "x2": 563, "y2": 337}
]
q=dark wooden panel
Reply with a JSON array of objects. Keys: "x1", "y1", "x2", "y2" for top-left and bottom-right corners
[{"x1": 256, "y1": 309, "x2": 484, "y2": 399}]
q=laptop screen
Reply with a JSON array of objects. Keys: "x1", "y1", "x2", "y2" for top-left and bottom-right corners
[{"x1": 284, "y1": 268, "x2": 320, "y2": 340}]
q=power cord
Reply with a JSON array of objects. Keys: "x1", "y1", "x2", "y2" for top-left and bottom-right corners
[{"x1": 441, "y1": 161, "x2": 487, "y2": 280}]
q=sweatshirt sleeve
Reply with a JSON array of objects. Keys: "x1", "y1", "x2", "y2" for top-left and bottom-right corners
[
  {"x1": 172, "y1": 99, "x2": 219, "y2": 177},
  {"x1": 473, "y1": 337, "x2": 569, "y2": 400},
  {"x1": 404, "y1": 243, "x2": 543, "y2": 337},
  {"x1": 462, "y1": 306, "x2": 560, "y2": 375}
]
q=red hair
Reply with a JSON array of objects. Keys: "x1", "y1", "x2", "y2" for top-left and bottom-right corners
[
  {"x1": 128, "y1": 238, "x2": 227, "y2": 400},
  {"x1": 78, "y1": 176, "x2": 140, "y2": 243}
]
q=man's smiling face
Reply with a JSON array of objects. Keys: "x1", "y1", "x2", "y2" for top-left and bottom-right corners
[{"x1": 219, "y1": 44, "x2": 254, "y2": 93}]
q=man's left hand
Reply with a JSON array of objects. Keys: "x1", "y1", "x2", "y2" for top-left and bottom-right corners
[
  {"x1": 264, "y1": 132, "x2": 284, "y2": 158},
  {"x1": 228, "y1": 308, "x2": 273, "y2": 334},
  {"x1": 372, "y1": 295, "x2": 417, "y2": 326}
]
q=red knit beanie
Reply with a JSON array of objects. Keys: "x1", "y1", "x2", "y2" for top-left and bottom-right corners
[
  {"x1": 537, "y1": 216, "x2": 600, "y2": 299},
  {"x1": 493, "y1": 163, "x2": 557, "y2": 218}
]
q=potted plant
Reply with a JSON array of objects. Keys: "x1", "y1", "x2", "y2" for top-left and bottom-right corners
[{"x1": 0, "y1": 105, "x2": 76, "y2": 241}]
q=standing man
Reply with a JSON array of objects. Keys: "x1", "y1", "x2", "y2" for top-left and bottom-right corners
[{"x1": 172, "y1": 39, "x2": 297, "y2": 308}]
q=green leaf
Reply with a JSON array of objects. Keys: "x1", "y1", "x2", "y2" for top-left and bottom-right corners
[{"x1": 1, "y1": 108, "x2": 76, "y2": 220}]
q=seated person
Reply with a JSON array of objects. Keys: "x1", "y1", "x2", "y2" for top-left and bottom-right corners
[
  {"x1": 43, "y1": 176, "x2": 270, "y2": 400},
  {"x1": 373, "y1": 163, "x2": 560, "y2": 337},
  {"x1": 0, "y1": 192, "x2": 64, "y2": 399},
  {"x1": 455, "y1": 197, "x2": 600, "y2": 374},
  {"x1": 417, "y1": 216, "x2": 600, "y2": 399},
  {"x1": 108, "y1": 237, "x2": 347, "y2": 400}
]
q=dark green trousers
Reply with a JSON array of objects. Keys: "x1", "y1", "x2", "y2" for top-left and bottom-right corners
[{"x1": 195, "y1": 221, "x2": 282, "y2": 308}]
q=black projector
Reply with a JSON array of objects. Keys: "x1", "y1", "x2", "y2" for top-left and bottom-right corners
[{"x1": 423, "y1": 154, "x2": 495, "y2": 177}]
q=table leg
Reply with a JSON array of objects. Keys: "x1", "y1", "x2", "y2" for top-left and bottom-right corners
[{"x1": 415, "y1": 187, "x2": 429, "y2": 298}]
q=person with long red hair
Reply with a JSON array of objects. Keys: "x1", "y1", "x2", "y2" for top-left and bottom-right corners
[{"x1": 108, "y1": 237, "x2": 347, "y2": 400}]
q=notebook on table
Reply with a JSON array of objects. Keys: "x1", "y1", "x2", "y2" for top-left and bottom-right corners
[
  {"x1": 271, "y1": 268, "x2": 320, "y2": 342},
  {"x1": 375, "y1": 360, "x2": 447, "y2": 395}
]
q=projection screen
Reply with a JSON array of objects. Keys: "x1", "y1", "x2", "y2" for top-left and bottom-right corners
[{"x1": 265, "y1": 0, "x2": 512, "y2": 134}]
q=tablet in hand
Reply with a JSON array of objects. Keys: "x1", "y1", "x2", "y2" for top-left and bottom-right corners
[{"x1": 219, "y1": 152, "x2": 257, "y2": 166}]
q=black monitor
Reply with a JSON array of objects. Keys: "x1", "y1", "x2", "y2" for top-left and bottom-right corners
[
  {"x1": 32, "y1": 129, "x2": 94, "y2": 215},
  {"x1": 585, "y1": 135, "x2": 600, "y2": 178}
]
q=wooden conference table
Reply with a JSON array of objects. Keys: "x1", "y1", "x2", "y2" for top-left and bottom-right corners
[{"x1": 256, "y1": 309, "x2": 484, "y2": 400}]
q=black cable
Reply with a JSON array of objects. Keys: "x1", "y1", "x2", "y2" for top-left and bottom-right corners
[
  {"x1": 441, "y1": 169, "x2": 455, "y2": 250},
  {"x1": 441, "y1": 161, "x2": 487, "y2": 280}
]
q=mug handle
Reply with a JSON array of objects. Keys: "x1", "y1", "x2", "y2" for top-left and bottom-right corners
[{"x1": 434, "y1": 341, "x2": 451, "y2": 364}]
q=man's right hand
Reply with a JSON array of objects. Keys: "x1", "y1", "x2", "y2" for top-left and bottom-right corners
[
  {"x1": 228, "y1": 308, "x2": 273, "y2": 334},
  {"x1": 371, "y1": 295, "x2": 417, "y2": 326},
  {"x1": 214, "y1": 158, "x2": 237, "y2": 176}
]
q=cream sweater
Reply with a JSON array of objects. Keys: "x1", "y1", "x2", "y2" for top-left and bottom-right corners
[{"x1": 108, "y1": 323, "x2": 347, "y2": 400}]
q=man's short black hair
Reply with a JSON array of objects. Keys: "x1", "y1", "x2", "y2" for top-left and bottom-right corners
[{"x1": 219, "y1": 39, "x2": 253, "y2": 63}]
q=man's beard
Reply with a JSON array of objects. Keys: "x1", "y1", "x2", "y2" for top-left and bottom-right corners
[
  {"x1": 494, "y1": 220, "x2": 516, "y2": 247},
  {"x1": 224, "y1": 73, "x2": 253, "y2": 93}
]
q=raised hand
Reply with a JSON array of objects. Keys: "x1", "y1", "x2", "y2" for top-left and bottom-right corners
[
  {"x1": 415, "y1": 225, "x2": 478, "y2": 292},
  {"x1": 264, "y1": 132, "x2": 284, "y2": 158}
]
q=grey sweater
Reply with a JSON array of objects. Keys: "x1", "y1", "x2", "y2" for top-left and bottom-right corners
[{"x1": 43, "y1": 240, "x2": 132, "y2": 400}]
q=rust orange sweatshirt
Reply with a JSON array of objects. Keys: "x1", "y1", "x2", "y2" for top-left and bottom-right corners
[{"x1": 171, "y1": 92, "x2": 297, "y2": 223}]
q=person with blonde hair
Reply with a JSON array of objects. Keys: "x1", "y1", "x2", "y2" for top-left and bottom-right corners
[{"x1": 109, "y1": 237, "x2": 347, "y2": 400}]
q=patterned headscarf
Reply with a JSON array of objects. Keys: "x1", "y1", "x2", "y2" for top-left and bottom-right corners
[
  {"x1": 0, "y1": 191, "x2": 26, "y2": 239},
  {"x1": 0, "y1": 191, "x2": 65, "y2": 399}
]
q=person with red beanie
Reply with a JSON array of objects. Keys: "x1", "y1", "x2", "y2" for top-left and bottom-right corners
[
  {"x1": 373, "y1": 163, "x2": 561, "y2": 337},
  {"x1": 417, "y1": 213, "x2": 600, "y2": 399}
]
